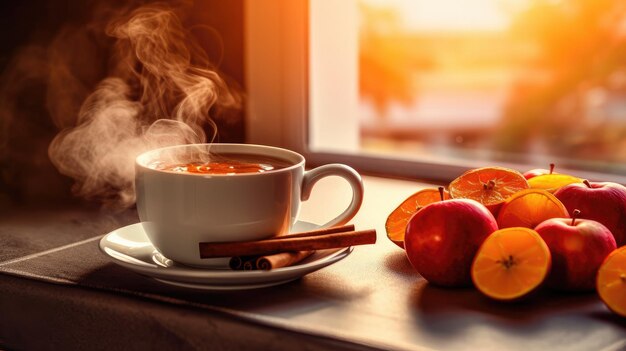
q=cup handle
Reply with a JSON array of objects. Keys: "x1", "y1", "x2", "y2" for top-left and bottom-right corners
[{"x1": 301, "y1": 164, "x2": 364, "y2": 228}]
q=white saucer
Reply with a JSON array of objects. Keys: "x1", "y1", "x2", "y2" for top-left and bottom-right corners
[{"x1": 99, "y1": 222, "x2": 353, "y2": 291}]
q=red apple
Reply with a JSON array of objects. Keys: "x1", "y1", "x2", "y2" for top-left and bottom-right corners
[
  {"x1": 535, "y1": 210, "x2": 617, "y2": 291},
  {"x1": 554, "y1": 180, "x2": 626, "y2": 247},
  {"x1": 524, "y1": 163, "x2": 557, "y2": 180},
  {"x1": 405, "y1": 195, "x2": 498, "y2": 287}
]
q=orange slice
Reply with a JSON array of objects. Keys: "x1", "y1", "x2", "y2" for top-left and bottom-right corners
[
  {"x1": 528, "y1": 174, "x2": 582, "y2": 193},
  {"x1": 385, "y1": 188, "x2": 450, "y2": 248},
  {"x1": 497, "y1": 189, "x2": 569, "y2": 229},
  {"x1": 597, "y1": 246, "x2": 626, "y2": 318},
  {"x1": 449, "y1": 167, "x2": 529, "y2": 215},
  {"x1": 472, "y1": 227, "x2": 551, "y2": 301}
]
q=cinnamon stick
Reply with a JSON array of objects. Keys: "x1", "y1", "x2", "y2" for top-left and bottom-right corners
[
  {"x1": 274, "y1": 224, "x2": 355, "y2": 239},
  {"x1": 256, "y1": 251, "x2": 315, "y2": 270},
  {"x1": 228, "y1": 255, "x2": 257, "y2": 270},
  {"x1": 243, "y1": 261, "x2": 255, "y2": 271},
  {"x1": 228, "y1": 225, "x2": 355, "y2": 270},
  {"x1": 199, "y1": 229, "x2": 376, "y2": 259}
]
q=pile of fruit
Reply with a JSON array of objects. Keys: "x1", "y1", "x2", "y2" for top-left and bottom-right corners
[{"x1": 386, "y1": 165, "x2": 626, "y2": 317}]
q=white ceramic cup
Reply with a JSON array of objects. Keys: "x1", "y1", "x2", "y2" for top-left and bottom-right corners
[{"x1": 135, "y1": 143, "x2": 364, "y2": 267}]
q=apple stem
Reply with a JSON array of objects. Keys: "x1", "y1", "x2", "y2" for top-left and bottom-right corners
[
  {"x1": 483, "y1": 180, "x2": 496, "y2": 191},
  {"x1": 583, "y1": 179, "x2": 592, "y2": 188},
  {"x1": 549, "y1": 163, "x2": 555, "y2": 174},
  {"x1": 571, "y1": 209, "x2": 581, "y2": 226},
  {"x1": 438, "y1": 186, "x2": 445, "y2": 201}
]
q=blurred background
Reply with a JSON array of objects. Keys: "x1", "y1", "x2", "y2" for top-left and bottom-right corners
[
  {"x1": 2, "y1": 0, "x2": 626, "y2": 209},
  {"x1": 358, "y1": 0, "x2": 626, "y2": 175}
]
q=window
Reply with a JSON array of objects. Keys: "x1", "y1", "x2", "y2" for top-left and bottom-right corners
[{"x1": 246, "y1": 0, "x2": 626, "y2": 183}]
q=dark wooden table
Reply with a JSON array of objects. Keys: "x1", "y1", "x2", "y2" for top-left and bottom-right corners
[{"x1": 1, "y1": 176, "x2": 624, "y2": 351}]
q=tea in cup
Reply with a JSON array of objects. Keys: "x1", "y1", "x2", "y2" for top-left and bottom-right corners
[{"x1": 135, "y1": 143, "x2": 363, "y2": 267}]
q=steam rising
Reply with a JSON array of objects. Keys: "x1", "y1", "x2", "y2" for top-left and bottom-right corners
[{"x1": 46, "y1": 5, "x2": 240, "y2": 207}]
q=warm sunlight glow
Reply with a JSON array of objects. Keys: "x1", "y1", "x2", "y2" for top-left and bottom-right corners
[
  {"x1": 362, "y1": 0, "x2": 511, "y2": 32},
  {"x1": 355, "y1": 0, "x2": 626, "y2": 176}
]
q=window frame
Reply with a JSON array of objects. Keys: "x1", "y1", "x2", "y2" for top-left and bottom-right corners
[{"x1": 244, "y1": 0, "x2": 626, "y2": 184}]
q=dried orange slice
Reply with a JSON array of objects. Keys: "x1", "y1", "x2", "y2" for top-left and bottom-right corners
[
  {"x1": 472, "y1": 227, "x2": 551, "y2": 301},
  {"x1": 449, "y1": 167, "x2": 529, "y2": 215},
  {"x1": 496, "y1": 189, "x2": 569, "y2": 229},
  {"x1": 385, "y1": 188, "x2": 450, "y2": 248},
  {"x1": 597, "y1": 246, "x2": 626, "y2": 318},
  {"x1": 528, "y1": 174, "x2": 582, "y2": 193}
]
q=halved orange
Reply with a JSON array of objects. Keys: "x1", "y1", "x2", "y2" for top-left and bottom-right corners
[
  {"x1": 449, "y1": 167, "x2": 529, "y2": 215},
  {"x1": 597, "y1": 246, "x2": 626, "y2": 318},
  {"x1": 385, "y1": 188, "x2": 450, "y2": 248},
  {"x1": 528, "y1": 174, "x2": 582, "y2": 193},
  {"x1": 497, "y1": 189, "x2": 569, "y2": 229},
  {"x1": 472, "y1": 227, "x2": 551, "y2": 301}
]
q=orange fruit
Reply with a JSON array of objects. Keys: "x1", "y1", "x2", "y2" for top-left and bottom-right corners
[
  {"x1": 596, "y1": 246, "x2": 626, "y2": 318},
  {"x1": 386, "y1": 188, "x2": 450, "y2": 248},
  {"x1": 449, "y1": 166, "x2": 529, "y2": 215},
  {"x1": 528, "y1": 174, "x2": 582, "y2": 193},
  {"x1": 472, "y1": 227, "x2": 551, "y2": 301},
  {"x1": 496, "y1": 189, "x2": 569, "y2": 229}
]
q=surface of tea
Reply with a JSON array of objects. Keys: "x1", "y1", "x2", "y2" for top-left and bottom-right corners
[{"x1": 153, "y1": 153, "x2": 293, "y2": 175}]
